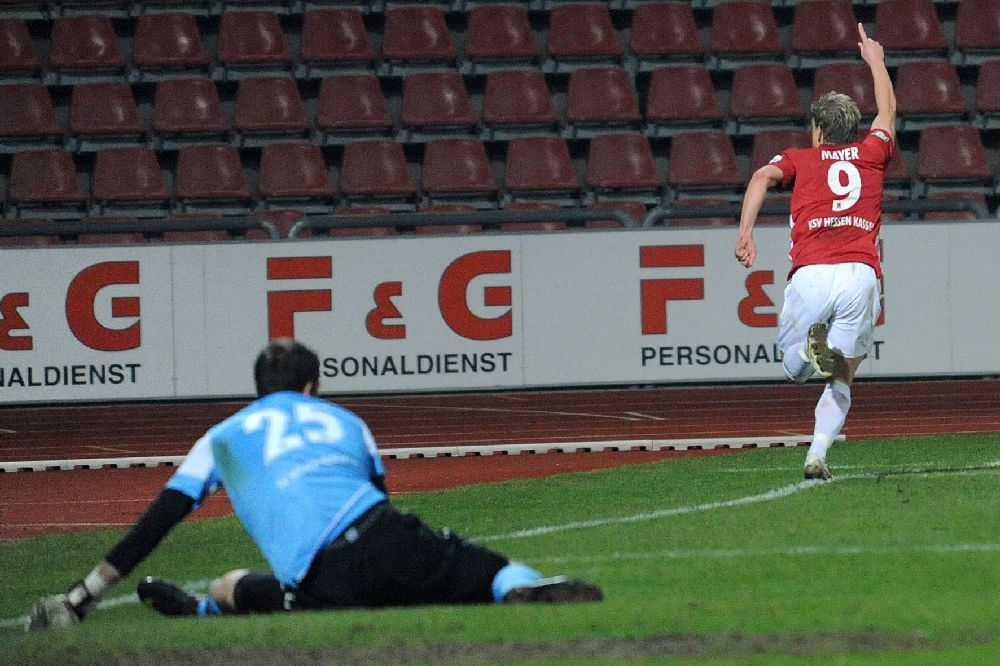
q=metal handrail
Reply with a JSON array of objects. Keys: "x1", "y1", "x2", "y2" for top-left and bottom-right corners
[
  {"x1": 642, "y1": 198, "x2": 992, "y2": 227},
  {"x1": 0, "y1": 216, "x2": 281, "y2": 240},
  {"x1": 287, "y1": 207, "x2": 635, "y2": 238}
]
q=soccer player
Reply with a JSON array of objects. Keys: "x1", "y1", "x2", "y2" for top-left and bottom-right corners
[
  {"x1": 734, "y1": 23, "x2": 896, "y2": 480},
  {"x1": 27, "y1": 339, "x2": 601, "y2": 629}
]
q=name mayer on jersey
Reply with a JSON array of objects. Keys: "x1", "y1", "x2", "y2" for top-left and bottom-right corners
[{"x1": 820, "y1": 146, "x2": 859, "y2": 161}]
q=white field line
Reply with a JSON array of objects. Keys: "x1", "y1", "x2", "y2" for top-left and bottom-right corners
[
  {"x1": 5, "y1": 460, "x2": 1000, "y2": 631},
  {"x1": 533, "y1": 542, "x2": 1000, "y2": 565}
]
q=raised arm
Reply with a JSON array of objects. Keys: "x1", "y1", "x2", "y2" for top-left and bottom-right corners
[{"x1": 858, "y1": 22, "x2": 896, "y2": 141}]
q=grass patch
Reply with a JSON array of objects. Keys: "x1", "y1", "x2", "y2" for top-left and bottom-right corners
[{"x1": 3, "y1": 433, "x2": 1000, "y2": 664}]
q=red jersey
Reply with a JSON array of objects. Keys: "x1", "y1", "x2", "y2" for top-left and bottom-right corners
[{"x1": 771, "y1": 129, "x2": 893, "y2": 278}]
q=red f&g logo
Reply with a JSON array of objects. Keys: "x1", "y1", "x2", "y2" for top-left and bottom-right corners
[
  {"x1": 266, "y1": 257, "x2": 333, "y2": 339},
  {"x1": 640, "y1": 245, "x2": 705, "y2": 335}
]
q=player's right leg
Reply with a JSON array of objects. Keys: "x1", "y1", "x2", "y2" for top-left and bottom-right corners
[{"x1": 778, "y1": 267, "x2": 836, "y2": 383}]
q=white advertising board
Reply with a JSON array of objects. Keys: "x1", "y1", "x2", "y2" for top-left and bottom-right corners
[{"x1": 1, "y1": 223, "x2": 997, "y2": 403}]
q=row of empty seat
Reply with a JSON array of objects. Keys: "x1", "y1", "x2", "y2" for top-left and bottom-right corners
[
  {"x1": 1, "y1": 0, "x2": 997, "y2": 230},
  {"x1": 1, "y1": 124, "x2": 996, "y2": 220},
  {"x1": 2, "y1": 0, "x2": 999, "y2": 85},
  {"x1": 2, "y1": 58, "x2": 999, "y2": 155}
]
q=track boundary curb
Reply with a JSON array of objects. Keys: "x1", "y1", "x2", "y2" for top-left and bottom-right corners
[{"x1": 0, "y1": 435, "x2": 843, "y2": 472}]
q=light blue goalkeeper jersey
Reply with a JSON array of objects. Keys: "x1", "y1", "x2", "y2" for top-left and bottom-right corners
[{"x1": 165, "y1": 391, "x2": 387, "y2": 586}]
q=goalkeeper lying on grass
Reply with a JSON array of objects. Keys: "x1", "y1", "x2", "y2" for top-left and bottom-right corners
[{"x1": 28, "y1": 339, "x2": 601, "y2": 630}]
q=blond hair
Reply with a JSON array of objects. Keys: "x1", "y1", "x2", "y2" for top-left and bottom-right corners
[{"x1": 810, "y1": 91, "x2": 862, "y2": 145}]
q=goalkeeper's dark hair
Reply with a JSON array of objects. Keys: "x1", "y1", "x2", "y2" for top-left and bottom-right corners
[
  {"x1": 810, "y1": 91, "x2": 861, "y2": 146},
  {"x1": 254, "y1": 339, "x2": 320, "y2": 397}
]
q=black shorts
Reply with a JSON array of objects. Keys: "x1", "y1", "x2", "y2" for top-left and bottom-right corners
[{"x1": 292, "y1": 501, "x2": 509, "y2": 609}]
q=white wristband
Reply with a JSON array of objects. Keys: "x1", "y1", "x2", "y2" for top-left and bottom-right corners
[{"x1": 83, "y1": 568, "x2": 111, "y2": 598}]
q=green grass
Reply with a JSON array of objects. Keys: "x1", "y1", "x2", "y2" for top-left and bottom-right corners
[{"x1": 4, "y1": 433, "x2": 1000, "y2": 664}]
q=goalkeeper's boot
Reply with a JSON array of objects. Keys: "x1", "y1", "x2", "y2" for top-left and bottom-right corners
[
  {"x1": 137, "y1": 577, "x2": 199, "y2": 616},
  {"x1": 503, "y1": 576, "x2": 603, "y2": 603},
  {"x1": 804, "y1": 459, "x2": 832, "y2": 481},
  {"x1": 805, "y1": 323, "x2": 836, "y2": 378}
]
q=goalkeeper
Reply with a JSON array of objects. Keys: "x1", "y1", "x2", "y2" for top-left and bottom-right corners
[{"x1": 28, "y1": 339, "x2": 601, "y2": 629}]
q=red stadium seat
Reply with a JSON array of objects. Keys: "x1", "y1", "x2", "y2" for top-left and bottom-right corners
[
  {"x1": 327, "y1": 206, "x2": 398, "y2": 238},
  {"x1": 874, "y1": 0, "x2": 948, "y2": 61},
  {"x1": 895, "y1": 61, "x2": 970, "y2": 130},
  {"x1": 91, "y1": 147, "x2": 170, "y2": 216},
  {"x1": 481, "y1": 69, "x2": 558, "y2": 138},
  {"x1": 503, "y1": 135, "x2": 580, "y2": 204},
  {"x1": 0, "y1": 18, "x2": 39, "y2": 77},
  {"x1": 299, "y1": 8, "x2": 374, "y2": 77},
  {"x1": 421, "y1": 137, "x2": 497, "y2": 207},
  {"x1": 339, "y1": 139, "x2": 417, "y2": 209},
  {"x1": 400, "y1": 71, "x2": 475, "y2": 140},
  {"x1": 69, "y1": 82, "x2": 144, "y2": 150},
  {"x1": 975, "y1": 59, "x2": 1000, "y2": 128},
  {"x1": 77, "y1": 221, "x2": 148, "y2": 246},
  {"x1": 315, "y1": 74, "x2": 393, "y2": 143},
  {"x1": 133, "y1": 12, "x2": 209, "y2": 80},
  {"x1": 666, "y1": 131, "x2": 743, "y2": 195},
  {"x1": 812, "y1": 62, "x2": 878, "y2": 117},
  {"x1": 258, "y1": 142, "x2": 335, "y2": 212},
  {"x1": 709, "y1": 0, "x2": 783, "y2": 68},
  {"x1": 499, "y1": 201, "x2": 568, "y2": 233},
  {"x1": 756, "y1": 193, "x2": 793, "y2": 226},
  {"x1": 546, "y1": 4, "x2": 622, "y2": 71},
  {"x1": 216, "y1": 10, "x2": 292, "y2": 77},
  {"x1": 644, "y1": 65, "x2": 723, "y2": 136},
  {"x1": 565, "y1": 66, "x2": 641, "y2": 136},
  {"x1": 585, "y1": 133, "x2": 662, "y2": 201},
  {"x1": 234, "y1": 76, "x2": 310, "y2": 145},
  {"x1": 954, "y1": 0, "x2": 1000, "y2": 64},
  {"x1": 586, "y1": 199, "x2": 647, "y2": 227},
  {"x1": 0, "y1": 83, "x2": 60, "y2": 143},
  {"x1": 883, "y1": 144, "x2": 911, "y2": 192},
  {"x1": 0, "y1": 234, "x2": 62, "y2": 247},
  {"x1": 48, "y1": 15, "x2": 126, "y2": 81},
  {"x1": 415, "y1": 203, "x2": 483, "y2": 235},
  {"x1": 728, "y1": 63, "x2": 805, "y2": 134},
  {"x1": 666, "y1": 198, "x2": 739, "y2": 228},
  {"x1": 152, "y1": 78, "x2": 227, "y2": 147},
  {"x1": 463, "y1": 4, "x2": 539, "y2": 72},
  {"x1": 8, "y1": 149, "x2": 86, "y2": 218},
  {"x1": 790, "y1": 0, "x2": 858, "y2": 68},
  {"x1": 174, "y1": 143, "x2": 253, "y2": 212},
  {"x1": 921, "y1": 191, "x2": 990, "y2": 221},
  {"x1": 382, "y1": 5, "x2": 455, "y2": 73},
  {"x1": 917, "y1": 125, "x2": 994, "y2": 193},
  {"x1": 628, "y1": 2, "x2": 702, "y2": 71},
  {"x1": 749, "y1": 129, "x2": 812, "y2": 172}
]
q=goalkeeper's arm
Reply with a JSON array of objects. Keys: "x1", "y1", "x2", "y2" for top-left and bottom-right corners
[{"x1": 28, "y1": 488, "x2": 194, "y2": 629}]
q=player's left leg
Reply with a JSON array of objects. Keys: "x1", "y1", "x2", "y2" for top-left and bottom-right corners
[
  {"x1": 138, "y1": 569, "x2": 287, "y2": 617},
  {"x1": 803, "y1": 264, "x2": 880, "y2": 479}
]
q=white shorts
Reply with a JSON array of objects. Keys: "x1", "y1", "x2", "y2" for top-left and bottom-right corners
[{"x1": 778, "y1": 263, "x2": 881, "y2": 360}]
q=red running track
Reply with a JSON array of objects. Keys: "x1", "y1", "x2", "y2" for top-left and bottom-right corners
[{"x1": 2, "y1": 379, "x2": 998, "y2": 542}]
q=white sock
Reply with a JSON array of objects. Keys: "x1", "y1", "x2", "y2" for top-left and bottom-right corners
[
  {"x1": 782, "y1": 342, "x2": 814, "y2": 383},
  {"x1": 807, "y1": 380, "x2": 851, "y2": 462}
]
